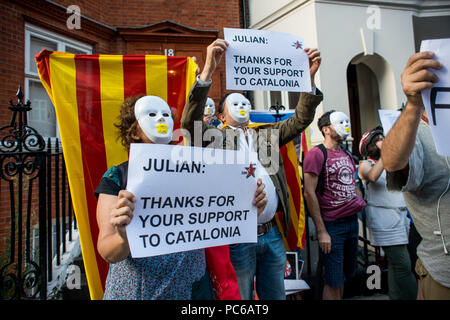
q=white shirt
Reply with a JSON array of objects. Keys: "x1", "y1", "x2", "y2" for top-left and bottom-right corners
[{"x1": 229, "y1": 125, "x2": 279, "y2": 224}]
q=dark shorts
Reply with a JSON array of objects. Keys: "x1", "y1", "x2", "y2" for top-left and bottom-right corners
[{"x1": 322, "y1": 214, "x2": 359, "y2": 288}]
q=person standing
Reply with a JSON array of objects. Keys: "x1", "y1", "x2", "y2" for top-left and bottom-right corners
[
  {"x1": 382, "y1": 51, "x2": 450, "y2": 300},
  {"x1": 303, "y1": 110, "x2": 366, "y2": 300},
  {"x1": 94, "y1": 94, "x2": 268, "y2": 299},
  {"x1": 358, "y1": 127, "x2": 417, "y2": 299},
  {"x1": 181, "y1": 38, "x2": 323, "y2": 299}
]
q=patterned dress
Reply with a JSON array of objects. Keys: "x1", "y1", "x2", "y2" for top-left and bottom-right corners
[{"x1": 95, "y1": 163, "x2": 207, "y2": 300}]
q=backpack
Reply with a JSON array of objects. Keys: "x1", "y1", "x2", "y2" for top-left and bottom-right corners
[{"x1": 316, "y1": 144, "x2": 354, "y2": 195}]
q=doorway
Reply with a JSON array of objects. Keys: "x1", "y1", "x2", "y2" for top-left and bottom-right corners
[{"x1": 346, "y1": 55, "x2": 385, "y2": 159}]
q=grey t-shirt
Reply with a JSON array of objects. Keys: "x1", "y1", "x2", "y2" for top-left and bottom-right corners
[{"x1": 386, "y1": 122, "x2": 450, "y2": 288}]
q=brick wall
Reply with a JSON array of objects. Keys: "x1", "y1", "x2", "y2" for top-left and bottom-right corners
[{"x1": 0, "y1": 0, "x2": 243, "y2": 267}]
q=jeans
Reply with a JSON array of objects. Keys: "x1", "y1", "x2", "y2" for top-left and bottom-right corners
[
  {"x1": 322, "y1": 214, "x2": 359, "y2": 288},
  {"x1": 382, "y1": 245, "x2": 417, "y2": 300},
  {"x1": 229, "y1": 225, "x2": 286, "y2": 300}
]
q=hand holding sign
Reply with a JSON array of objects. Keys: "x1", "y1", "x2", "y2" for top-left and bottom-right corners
[
  {"x1": 420, "y1": 38, "x2": 450, "y2": 156},
  {"x1": 200, "y1": 39, "x2": 229, "y2": 82},
  {"x1": 125, "y1": 143, "x2": 260, "y2": 258},
  {"x1": 224, "y1": 28, "x2": 312, "y2": 92},
  {"x1": 305, "y1": 47, "x2": 321, "y2": 86}
]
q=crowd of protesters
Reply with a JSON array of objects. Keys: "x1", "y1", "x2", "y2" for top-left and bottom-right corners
[{"x1": 95, "y1": 38, "x2": 449, "y2": 300}]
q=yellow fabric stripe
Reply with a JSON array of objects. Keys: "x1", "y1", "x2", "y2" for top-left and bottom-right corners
[
  {"x1": 145, "y1": 55, "x2": 167, "y2": 100},
  {"x1": 304, "y1": 125, "x2": 311, "y2": 151},
  {"x1": 48, "y1": 52, "x2": 104, "y2": 299},
  {"x1": 185, "y1": 57, "x2": 198, "y2": 98},
  {"x1": 285, "y1": 142, "x2": 306, "y2": 248},
  {"x1": 275, "y1": 215, "x2": 290, "y2": 250},
  {"x1": 99, "y1": 55, "x2": 128, "y2": 168}
]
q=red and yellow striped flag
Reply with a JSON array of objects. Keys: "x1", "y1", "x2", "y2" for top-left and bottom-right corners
[
  {"x1": 35, "y1": 50, "x2": 197, "y2": 300},
  {"x1": 246, "y1": 123, "x2": 307, "y2": 251}
]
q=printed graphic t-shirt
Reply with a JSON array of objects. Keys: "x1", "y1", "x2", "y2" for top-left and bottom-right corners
[{"x1": 303, "y1": 146, "x2": 366, "y2": 221}]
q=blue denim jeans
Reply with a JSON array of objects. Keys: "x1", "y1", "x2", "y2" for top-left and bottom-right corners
[
  {"x1": 229, "y1": 225, "x2": 286, "y2": 300},
  {"x1": 322, "y1": 214, "x2": 359, "y2": 288}
]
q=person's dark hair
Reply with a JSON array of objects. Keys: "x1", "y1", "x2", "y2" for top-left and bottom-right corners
[
  {"x1": 115, "y1": 95, "x2": 144, "y2": 151},
  {"x1": 218, "y1": 92, "x2": 233, "y2": 114},
  {"x1": 366, "y1": 133, "x2": 384, "y2": 160},
  {"x1": 317, "y1": 110, "x2": 335, "y2": 137}
]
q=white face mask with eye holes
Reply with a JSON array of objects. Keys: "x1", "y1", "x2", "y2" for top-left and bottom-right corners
[
  {"x1": 134, "y1": 96, "x2": 174, "y2": 144},
  {"x1": 204, "y1": 97, "x2": 215, "y2": 116},
  {"x1": 225, "y1": 93, "x2": 251, "y2": 123},
  {"x1": 330, "y1": 111, "x2": 351, "y2": 139}
]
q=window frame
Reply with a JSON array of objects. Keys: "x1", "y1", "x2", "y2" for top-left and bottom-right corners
[
  {"x1": 24, "y1": 23, "x2": 92, "y2": 139},
  {"x1": 264, "y1": 90, "x2": 291, "y2": 109}
]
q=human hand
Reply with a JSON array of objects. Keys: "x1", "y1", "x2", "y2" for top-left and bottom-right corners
[
  {"x1": 253, "y1": 178, "x2": 268, "y2": 216},
  {"x1": 318, "y1": 230, "x2": 332, "y2": 254},
  {"x1": 304, "y1": 48, "x2": 321, "y2": 87},
  {"x1": 203, "y1": 115, "x2": 213, "y2": 124},
  {"x1": 111, "y1": 190, "x2": 136, "y2": 236},
  {"x1": 401, "y1": 51, "x2": 442, "y2": 108},
  {"x1": 375, "y1": 139, "x2": 383, "y2": 150},
  {"x1": 200, "y1": 39, "x2": 229, "y2": 82}
]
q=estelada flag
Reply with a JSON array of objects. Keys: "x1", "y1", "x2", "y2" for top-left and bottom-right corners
[
  {"x1": 222, "y1": 117, "x2": 307, "y2": 251},
  {"x1": 34, "y1": 50, "x2": 203, "y2": 299}
]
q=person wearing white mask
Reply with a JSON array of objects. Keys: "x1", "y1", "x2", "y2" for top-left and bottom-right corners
[
  {"x1": 203, "y1": 97, "x2": 216, "y2": 125},
  {"x1": 94, "y1": 94, "x2": 269, "y2": 300},
  {"x1": 181, "y1": 38, "x2": 323, "y2": 300},
  {"x1": 303, "y1": 110, "x2": 366, "y2": 300}
]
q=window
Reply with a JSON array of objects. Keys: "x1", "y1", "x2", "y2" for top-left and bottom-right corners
[
  {"x1": 264, "y1": 91, "x2": 297, "y2": 110},
  {"x1": 24, "y1": 24, "x2": 92, "y2": 138}
]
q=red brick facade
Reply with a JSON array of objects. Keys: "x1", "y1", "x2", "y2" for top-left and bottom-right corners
[
  {"x1": 0, "y1": 0, "x2": 245, "y2": 113},
  {"x1": 0, "y1": 0, "x2": 245, "y2": 262}
]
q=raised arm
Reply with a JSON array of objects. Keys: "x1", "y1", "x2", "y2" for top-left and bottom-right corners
[
  {"x1": 358, "y1": 159, "x2": 384, "y2": 184},
  {"x1": 382, "y1": 51, "x2": 442, "y2": 172},
  {"x1": 180, "y1": 39, "x2": 228, "y2": 146}
]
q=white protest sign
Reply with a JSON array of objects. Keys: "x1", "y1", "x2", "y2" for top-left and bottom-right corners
[
  {"x1": 125, "y1": 143, "x2": 258, "y2": 258},
  {"x1": 421, "y1": 38, "x2": 450, "y2": 156},
  {"x1": 378, "y1": 109, "x2": 401, "y2": 135},
  {"x1": 224, "y1": 28, "x2": 311, "y2": 92}
]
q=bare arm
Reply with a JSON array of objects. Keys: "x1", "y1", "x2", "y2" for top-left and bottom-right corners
[
  {"x1": 358, "y1": 159, "x2": 384, "y2": 184},
  {"x1": 303, "y1": 172, "x2": 331, "y2": 254},
  {"x1": 382, "y1": 51, "x2": 442, "y2": 172},
  {"x1": 96, "y1": 190, "x2": 136, "y2": 263}
]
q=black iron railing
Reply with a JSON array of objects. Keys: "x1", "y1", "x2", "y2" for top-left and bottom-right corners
[{"x1": 0, "y1": 87, "x2": 76, "y2": 300}]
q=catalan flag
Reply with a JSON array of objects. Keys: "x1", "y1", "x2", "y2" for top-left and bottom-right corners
[
  {"x1": 247, "y1": 113, "x2": 308, "y2": 251},
  {"x1": 35, "y1": 50, "x2": 197, "y2": 300}
]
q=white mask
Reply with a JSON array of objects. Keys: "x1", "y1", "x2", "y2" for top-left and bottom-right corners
[
  {"x1": 204, "y1": 97, "x2": 215, "y2": 115},
  {"x1": 330, "y1": 111, "x2": 351, "y2": 139},
  {"x1": 134, "y1": 96, "x2": 174, "y2": 144},
  {"x1": 225, "y1": 93, "x2": 251, "y2": 124}
]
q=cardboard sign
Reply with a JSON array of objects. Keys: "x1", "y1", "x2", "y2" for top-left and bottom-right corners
[
  {"x1": 421, "y1": 38, "x2": 450, "y2": 156},
  {"x1": 224, "y1": 28, "x2": 311, "y2": 92},
  {"x1": 125, "y1": 143, "x2": 258, "y2": 258}
]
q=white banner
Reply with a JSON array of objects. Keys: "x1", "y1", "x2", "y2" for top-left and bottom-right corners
[
  {"x1": 224, "y1": 28, "x2": 311, "y2": 92},
  {"x1": 125, "y1": 143, "x2": 258, "y2": 258},
  {"x1": 421, "y1": 38, "x2": 450, "y2": 156}
]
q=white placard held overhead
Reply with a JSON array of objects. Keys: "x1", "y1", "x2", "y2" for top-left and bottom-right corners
[
  {"x1": 224, "y1": 28, "x2": 311, "y2": 92},
  {"x1": 378, "y1": 109, "x2": 401, "y2": 135},
  {"x1": 420, "y1": 38, "x2": 450, "y2": 156},
  {"x1": 125, "y1": 143, "x2": 258, "y2": 258}
]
